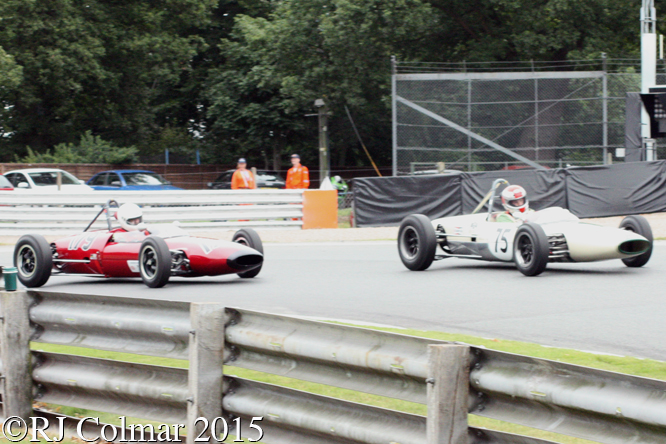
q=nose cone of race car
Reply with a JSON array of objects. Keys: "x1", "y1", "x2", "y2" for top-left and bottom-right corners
[
  {"x1": 618, "y1": 239, "x2": 651, "y2": 256},
  {"x1": 563, "y1": 224, "x2": 650, "y2": 262},
  {"x1": 227, "y1": 248, "x2": 263, "y2": 271}
]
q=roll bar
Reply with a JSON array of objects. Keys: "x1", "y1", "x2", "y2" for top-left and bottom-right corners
[
  {"x1": 486, "y1": 179, "x2": 509, "y2": 220},
  {"x1": 83, "y1": 199, "x2": 120, "y2": 232}
]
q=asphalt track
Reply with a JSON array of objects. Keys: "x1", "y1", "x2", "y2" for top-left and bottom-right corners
[{"x1": 1, "y1": 241, "x2": 665, "y2": 361}]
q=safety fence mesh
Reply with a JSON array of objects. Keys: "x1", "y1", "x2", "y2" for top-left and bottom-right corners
[{"x1": 393, "y1": 59, "x2": 666, "y2": 174}]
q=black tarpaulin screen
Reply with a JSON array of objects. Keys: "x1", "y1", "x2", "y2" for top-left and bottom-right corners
[
  {"x1": 565, "y1": 161, "x2": 666, "y2": 217},
  {"x1": 460, "y1": 169, "x2": 568, "y2": 215},
  {"x1": 353, "y1": 174, "x2": 462, "y2": 226},
  {"x1": 353, "y1": 161, "x2": 666, "y2": 226}
]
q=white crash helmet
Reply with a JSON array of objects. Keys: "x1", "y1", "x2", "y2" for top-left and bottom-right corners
[
  {"x1": 115, "y1": 203, "x2": 143, "y2": 231},
  {"x1": 501, "y1": 185, "x2": 529, "y2": 215}
]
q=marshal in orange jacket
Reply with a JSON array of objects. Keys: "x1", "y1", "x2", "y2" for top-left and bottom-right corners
[
  {"x1": 231, "y1": 169, "x2": 256, "y2": 189},
  {"x1": 285, "y1": 165, "x2": 310, "y2": 189}
]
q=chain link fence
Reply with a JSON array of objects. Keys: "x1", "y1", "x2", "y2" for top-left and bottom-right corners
[
  {"x1": 338, "y1": 191, "x2": 354, "y2": 210},
  {"x1": 392, "y1": 59, "x2": 666, "y2": 174}
]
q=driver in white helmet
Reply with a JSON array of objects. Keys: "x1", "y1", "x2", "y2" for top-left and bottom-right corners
[
  {"x1": 115, "y1": 203, "x2": 145, "y2": 231},
  {"x1": 494, "y1": 185, "x2": 534, "y2": 222}
]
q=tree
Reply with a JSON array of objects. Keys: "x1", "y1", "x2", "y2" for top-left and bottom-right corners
[
  {"x1": 0, "y1": 0, "x2": 652, "y2": 168},
  {"x1": 0, "y1": 0, "x2": 217, "y2": 158},
  {"x1": 205, "y1": 0, "x2": 438, "y2": 169},
  {"x1": 425, "y1": 0, "x2": 642, "y2": 62},
  {"x1": 207, "y1": 0, "x2": 645, "y2": 170},
  {"x1": 0, "y1": 46, "x2": 23, "y2": 148},
  {"x1": 17, "y1": 131, "x2": 138, "y2": 164}
]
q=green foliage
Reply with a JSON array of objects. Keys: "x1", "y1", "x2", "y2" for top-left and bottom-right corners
[
  {"x1": 0, "y1": 45, "x2": 23, "y2": 141},
  {"x1": 0, "y1": 46, "x2": 22, "y2": 96},
  {"x1": 17, "y1": 131, "x2": 138, "y2": 164},
  {"x1": 427, "y1": 0, "x2": 643, "y2": 62},
  {"x1": 145, "y1": 126, "x2": 202, "y2": 159},
  {"x1": 0, "y1": 0, "x2": 656, "y2": 166},
  {"x1": 205, "y1": 0, "x2": 439, "y2": 167},
  {"x1": 206, "y1": 0, "x2": 646, "y2": 169},
  {"x1": 0, "y1": 0, "x2": 217, "y2": 155}
]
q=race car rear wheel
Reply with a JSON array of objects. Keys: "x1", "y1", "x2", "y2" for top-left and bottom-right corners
[
  {"x1": 14, "y1": 234, "x2": 52, "y2": 288},
  {"x1": 398, "y1": 214, "x2": 437, "y2": 271},
  {"x1": 233, "y1": 228, "x2": 264, "y2": 278},
  {"x1": 513, "y1": 223, "x2": 549, "y2": 276},
  {"x1": 139, "y1": 236, "x2": 171, "y2": 288},
  {"x1": 619, "y1": 215, "x2": 653, "y2": 267}
]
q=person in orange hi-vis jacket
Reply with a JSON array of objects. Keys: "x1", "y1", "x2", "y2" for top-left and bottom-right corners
[
  {"x1": 285, "y1": 154, "x2": 310, "y2": 189},
  {"x1": 231, "y1": 158, "x2": 256, "y2": 190}
]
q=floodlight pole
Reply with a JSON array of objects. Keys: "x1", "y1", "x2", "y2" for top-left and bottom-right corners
[{"x1": 641, "y1": 0, "x2": 658, "y2": 161}]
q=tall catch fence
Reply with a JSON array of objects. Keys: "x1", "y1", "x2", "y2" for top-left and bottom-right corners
[{"x1": 392, "y1": 58, "x2": 666, "y2": 174}]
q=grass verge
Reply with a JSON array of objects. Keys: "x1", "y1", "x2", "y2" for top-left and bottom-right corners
[
  {"x1": 338, "y1": 208, "x2": 352, "y2": 228},
  {"x1": 29, "y1": 324, "x2": 666, "y2": 444}
]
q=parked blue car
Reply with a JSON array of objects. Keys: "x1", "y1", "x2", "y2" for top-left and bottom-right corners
[{"x1": 86, "y1": 170, "x2": 183, "y2": 191}]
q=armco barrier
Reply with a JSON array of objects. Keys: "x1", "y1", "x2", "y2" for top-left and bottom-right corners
[
  {"x1": 1, "y1": 290, "x2": 666, "y2": 443},
  {"x1": 0, "y1": 189, "x2": 337, "y2": 234}
]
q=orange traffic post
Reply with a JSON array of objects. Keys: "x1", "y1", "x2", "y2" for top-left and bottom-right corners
[{"x1": 302, "y1": 190, "x2": 338, "y2": 229}]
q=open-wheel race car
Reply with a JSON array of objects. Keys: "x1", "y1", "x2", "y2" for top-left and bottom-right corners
[
  {"x1": 14, "y1": 200, "x2": 264, "y2": 288},
  {"x1": 397, "y1": 179, "x2": 654, "y2": 276}
]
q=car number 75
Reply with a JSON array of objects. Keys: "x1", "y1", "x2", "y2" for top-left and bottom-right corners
[{"x1": 495, "y1": 229, "x2": 510, "y2": 253}]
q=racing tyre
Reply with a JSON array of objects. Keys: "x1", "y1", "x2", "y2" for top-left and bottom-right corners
[
  {"x1": 398, "y1": 214, "x2": 437, "y2": 271},
  {"x1": 233, "y1": 228, "x2": 264, "y2": 278},
  {"x1": 513, "y1": 223, "x2": 549, "y2": 277},
  {"x1": 139, "y1": 236, "x2": 171, "y2": 288},
  {"x1": 619, "y1": 215, "x2": 653, "y2": 267},
  {"x1": 14, "y1": 234, "x2": 53, "y2": 288}
]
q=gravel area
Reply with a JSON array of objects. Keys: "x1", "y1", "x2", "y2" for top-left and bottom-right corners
[{"x1": 1, "y1": 212, "x2": 664, "y2": 245}]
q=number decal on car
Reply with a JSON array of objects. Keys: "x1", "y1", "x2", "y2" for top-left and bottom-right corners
[
  {"x1": 68, "y1": 233, "x2": 99, "y2": 251},
  {"x1": 495, "y1": 229, "x2": 510, "y2": 253}
]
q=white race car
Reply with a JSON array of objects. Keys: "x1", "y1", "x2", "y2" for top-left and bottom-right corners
[{"x1": 397, "y1": 179, "x2": 653, "y2": 276}]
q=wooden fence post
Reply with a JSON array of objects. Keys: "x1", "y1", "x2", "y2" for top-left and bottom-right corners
[
  {"x1": 1, "y1": 290, "x2": 34, "y2": 420},
  {"x1": 187, "y1": 303, "x2": 226, "y2": 444},
  {"x1": 427, "y1": 344, "x2": 471, "y2": 444}
]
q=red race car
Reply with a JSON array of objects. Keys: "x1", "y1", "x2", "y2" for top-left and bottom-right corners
[{"x1": 13, "y1": 200, "x2": 264, "y2": 288}]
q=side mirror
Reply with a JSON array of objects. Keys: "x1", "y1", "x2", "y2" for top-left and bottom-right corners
[{"x1": 17, "y1": 182, "x2": 29, "y2": 189}]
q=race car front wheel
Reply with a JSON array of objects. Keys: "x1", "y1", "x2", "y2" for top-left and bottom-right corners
[
  {"x1": 139, "y1": 236, "x2": 171, "y2": 288},
  {"x1": 619, "y1": 215, "x2": 653, "y2": 267},
  {"x1": 513, "y1": 223, "x2": 549, "y2": 276},
  {"x1": 398, "y1": 214, "x2": 437, "y2": 271},
  {"x1": 14, "y1": 234, "x2": 53, "y2": 288},
  {"x1": 232, "y1": 228, "x2": 264, "y2": 278}
]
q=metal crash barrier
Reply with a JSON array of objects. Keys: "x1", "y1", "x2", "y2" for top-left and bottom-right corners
[
  {"x1": 1, "y1": 290, "x2": 665, "y2": 443},
  {"x1": 0, "y1": 189, "x2": 338, "y2": 234}
]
